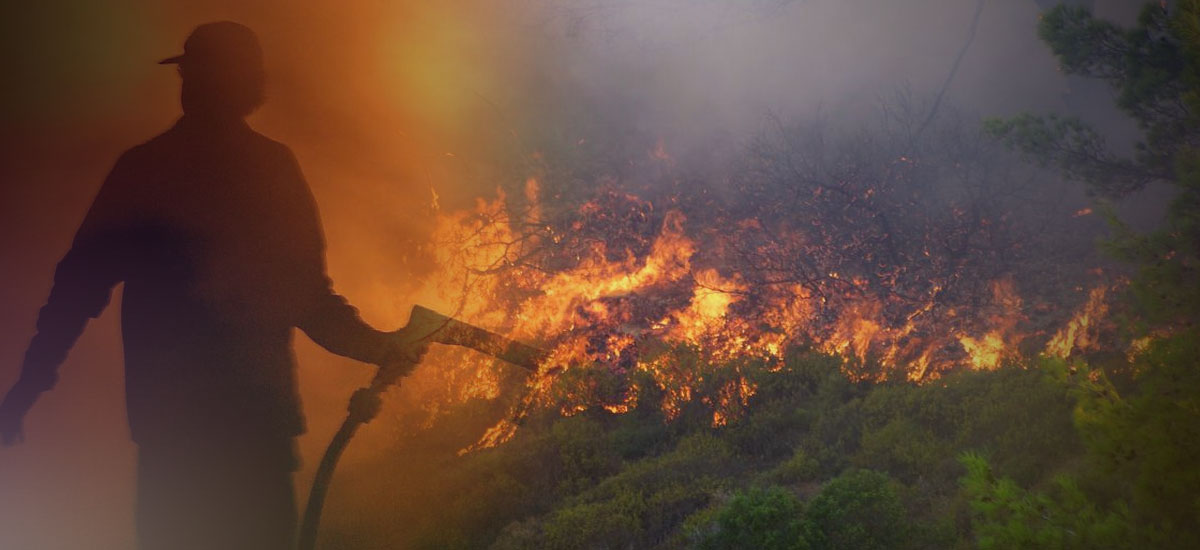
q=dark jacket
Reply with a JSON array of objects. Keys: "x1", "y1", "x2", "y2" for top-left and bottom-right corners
[{"x1": 16, "y1": 116, "x2": 387, "y2": 444}]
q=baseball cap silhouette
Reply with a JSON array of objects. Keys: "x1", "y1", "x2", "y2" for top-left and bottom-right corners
[{"x1": 159, "y1": 21, "x2": 263, "y2": 73}]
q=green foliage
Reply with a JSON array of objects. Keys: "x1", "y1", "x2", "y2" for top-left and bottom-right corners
[
  {"x1": 765, "y1": 448, "x2": 821, "y2": 486},
  {"x1": 489, "y1": 433, "x2": 738, "y2": 549},
  {"x1": 987, "y1": 2, "x2": 1200, "y2": 328},
  {"x1": 986, "y1": 2, "x2": 1198, "y2": 198},
  {"x1": 982, "y1": 113, "x2": 1148, "y2": 196},
  {"x1": 608, "y1": 404, "x2": 672, "y2": 460},
  {"x1": 392, "y1": 353, "x2": 1125, "y2": 550},
  {"x1": 854, "y1": 418, "x2": 946, "y2": 484},
  {"x1": 805, "y1": 469, "x2": 911, "y2": 550},
  {"x1": 550, "y1": 415, "x2": 623, "y2": 494},
  {"x1": 752, "y1": 349, "x2": 845, "y2": 401},
  {"x1": 959, "y1": 452, "x2": 1132, "y2": 550},
  {"x1": 724, "y1": 398, "x2": 814, "y2": 459},
  {"x1": 1038, "y1": 3, "x2": 1191, "y2": 182},
  {"x1": 855, "y1": 366, "x2": 1080, "y2": 486},
  {"x1": 539, "y1": 488, "x2": 648, "y2": 550},
  {"x1": 698, "y1": 486, "x2": 811, "y2": 550},
  {"x1": 1071, "y1": 332, "x2": 1200, "y2": 548},
  {"x1": 977, "y1": 5, "x2": 1200, "y2": 546},
  {"x1": 1100, "y1": 150, "x2": 1200, "y2": 325},
  {"x1": 397, "y1": 345, "x2": 1200, "y2": 550}
]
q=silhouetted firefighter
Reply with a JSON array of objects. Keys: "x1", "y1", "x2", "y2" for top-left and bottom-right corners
[{"x1": 0, "y1": 22, "x2": 428, "y2": 550}]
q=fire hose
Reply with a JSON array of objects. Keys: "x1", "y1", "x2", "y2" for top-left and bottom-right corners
[{"x1": 298, "y1": 305, "x2": 547, "y2": 550}]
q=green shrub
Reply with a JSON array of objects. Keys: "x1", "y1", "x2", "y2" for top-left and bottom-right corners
[
  {"x1": 806, "y1": 469, "x2": 911, "y2": 550},
  {"x1": 959, "y1": 451, "x2": 1132, "y2": 550},
  {"x1": 698, "y1": 486, "x2": 812, "y2": 550}
]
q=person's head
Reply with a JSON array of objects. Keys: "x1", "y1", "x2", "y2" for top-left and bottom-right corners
[{"x1": 161, "y1": 22, "x2": 265, "y2": 118}]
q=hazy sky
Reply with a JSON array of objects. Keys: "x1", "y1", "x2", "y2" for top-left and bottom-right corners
[{"x1": 0, "y1": 1, "x2": 1147, "y2": 547}]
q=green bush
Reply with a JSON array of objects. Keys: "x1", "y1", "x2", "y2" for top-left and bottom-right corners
[
  {"x1": 959, "y1": 451, "x2": 1132, "y2": 550},
  {"x1": 698, "y1": 486, "x2": 812, "y2": 550},
  {"x1": 766, "y1": 448, "x2": 821, "y2": 485},
  {"x1": 806, "y1": 469, "x2": 911, "y2": 550}
]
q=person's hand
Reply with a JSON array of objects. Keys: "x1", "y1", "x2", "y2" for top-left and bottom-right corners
[
  {"x1": 373, "y1": 326, "x2": 432, "y2": 387},
  {"x1": 387, "y1": 324, "x2": 432, "y2": 365}
]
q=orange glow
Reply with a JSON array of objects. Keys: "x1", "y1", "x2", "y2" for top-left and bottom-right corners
[
  {"x1": 385, "y1": 182, "x2": 1118, "y2": 450},
  {"x1": 956, "y1": 279, "x2": 1024, "y2": 370},
  {"x1": 958, "y1": 331, "x2": 1007, "y2": 370},
  {"x1": 1044, "y1": 287, "x2": 1108, "y2": 359},
  {"x1": 822, "y1": 299, "x2": 883, "y2": 365}
]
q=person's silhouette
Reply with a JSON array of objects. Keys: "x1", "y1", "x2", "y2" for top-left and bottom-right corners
[{"x1": 0, "y1": 21, "x2": 425, "y2": 550}]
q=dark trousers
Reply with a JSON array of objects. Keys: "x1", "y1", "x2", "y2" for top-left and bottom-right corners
[{"x1": 135, "y1": 436, "x2": 299, "y2": 550}]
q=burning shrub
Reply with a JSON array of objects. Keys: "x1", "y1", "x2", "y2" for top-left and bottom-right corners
[{"x1": 390, "y1": 94, "x2": 1119, "y2": 454}]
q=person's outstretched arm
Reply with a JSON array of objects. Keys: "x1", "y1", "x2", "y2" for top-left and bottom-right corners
[
  {"x1": 1, "y1": 153, "x2": 133, "y2": 445},
  {"x1": 279, "y1": 147, "x2": 425, "y2": 368}
]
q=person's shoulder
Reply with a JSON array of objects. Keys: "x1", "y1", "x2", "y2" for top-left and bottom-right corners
[
  {"x1": 245, "y1": 129, "x2": 310, "y2": 188},
  {"x1": 120, "y1": 124, "x2": 180, "y2": 161},
  {"x1": 246, "y1": 128, "x2": 297, "y2": 161},
  {"x1": 110, "y1": 139, "x2": 158, "y2": 171},
  {"x1": 96, "y1": 138, "x2": 160, "y2": 188}
]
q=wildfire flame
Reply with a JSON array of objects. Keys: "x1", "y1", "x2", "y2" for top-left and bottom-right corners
[
  {"x1": 1044, "y1": 286, "x2": 1109, "y2": 359},
  {"x1": 396, "y1": 169, "x2": 1118, "y2": 451}
]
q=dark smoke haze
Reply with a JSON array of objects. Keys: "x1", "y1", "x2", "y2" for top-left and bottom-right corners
[{"x1": 0, "y1": 1, "x2": 1149, "y2": 547}]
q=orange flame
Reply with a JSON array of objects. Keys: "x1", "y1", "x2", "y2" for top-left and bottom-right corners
[
  {"x1": 1044, "y1": 286, "x2": 1108, "y2": 359},
  {"x1": 390, "y1": 180, "x2": 1118, "y2": 451}
]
